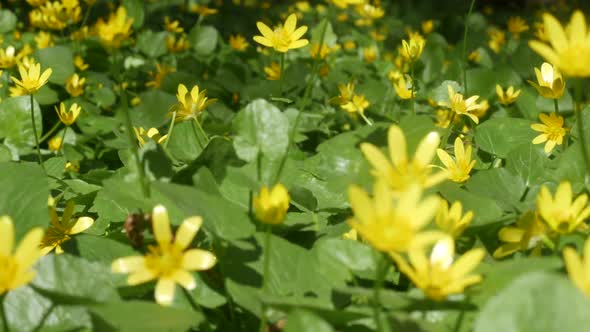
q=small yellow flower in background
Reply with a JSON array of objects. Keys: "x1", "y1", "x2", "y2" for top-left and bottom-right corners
[
  {"x1": 533, "y1": 22, "x2": 548, "y2": 42},
  {"x1": 48, "y1": 136, "x2": 63, "y2": 151},
  {"x1": 391, "y1": 236, "x2": 485, "y2": 301},
  {"x1": 468, "y1": 50, "x2": 481, "y2": 63},
  {"x1": 74, "y1": 55, "x2": 89, "y2": 71},
  {"x1": 146, "y1": 63, "x2": 176, "y2": 89},
  {"x1": 436, "y1": 137, "x2": 476, "y2": 183},
  {"x1": 164, "y1": 16, "x2": 183, "y2": 33},
  {"x1": 40, "y1": 200, "x2": 94, "y2": 255},
  {"x1": 253, "y1": 13, "x2": 308, "y2": 53},
  {"x1": 493, "y1": 211, "x2": 547, "y2": 258},
  {"x1": 343, "y1": 40, "x2": 356, "y2": 50},
  {"x1": 310, "y1": 43, "x2": 338, "y2": 60},
  {"x1": 65, "y1": 73, "x2": 86, "y2": 97},
  {"x1": 438, "y1": 85, "x2": 482, "y2": 124},
  {"x1": 507, "y1": 16, "x2": 529, "y2": 36},
  {"x1": 331, "y1": 82, "x2": 355, "y2": 106},
  {"x1": 354, "y1": 3, "x2": 384, "y2": 26},
  {"x1": 488, "y1": 28, "x2": 506, "y2": 53},
  {"x1": 496, "y1": 85, "x2": 521, "y2": 105},
  {"x1": 94, "y1": 6, "x2": 133, "y2": 48},
  {"x1": 264, "y1": 62, "x2": 281, "y2": 81},
  {"x1": 531, "y1": 112, "x2": 566, "y2": 153},
  {"x1": 527, "y1": 62, "x2": 565, "y2": 99},
  {"x1": 253, "y1": 184, "x2": 290, "y2": 225},
  {"x1": 229, "y1": 34, "x2": 249, "y2": 51},
  {"x1": 131, "y1": 96, "x2": 141, "y2": 106},
  {"x1": 400, "y1": 33, "x2": 426, "y2": 62},
  {"x1": 0, "y1": 46, "x2": 18, "y2": 68},
  {"x1": 436, "y1": 200, "x2": 473, "y2": 239},
  {"x1": 342, "y1": 94, "x2": 372, "y2": 124},
  {"x1": 166, "y1": 34, "x2": 190, "y2": 53},
  {"x1": 35, "y1": 31, "x2": 54, "y2": 48},
  {"x1": 529, "y1": 10, "x2": 590, "y2": 77},
  {"x1": 190, "y1": 4, "x2": 219, "y2": 16},
  {"x1": 112, "y1": 205, "x2": 217, "y2": 306},
  {"x1": 360, "y1": 125, "x2": 448, "y2": 192},
  {"x1": 10, "y1": 62, "x2": 52, "y2": 94},
  {"x1": 362, "y1": 46, "x2": 378, "y2": 63},
  {"x1": 348, "y1": 182, "x2": 442, "y2": 253},
  {"x1": 422, "y1": 20, "x2": 434, "y2": 34},
  {"x1": 134, "y1": 127, "x2": 168, "y2": 146},
  {"x1": 537, "y1": 182, "x2": 590, "y2": 235},
  {"x1": 56, "y1": 102, "x2": 81, "y2": 126},
  {"x1": 564, "y1": 238, "x2": 590, "y2": 297},
  {"x1": 329, "y1": 0, "x2": 364, "y2": 9},
  {"x1": 65, "y1": 160, "x2": 80, "y2": 173},
  {"x1": 392, "y1": 75, "x2": 415, "y2": 100},
  {"x1": 171, "y1": 84, "x2": 217, "y2": 122},
  {"x1": 0, "y1": 216, "x2": 44, "y2": 295}
]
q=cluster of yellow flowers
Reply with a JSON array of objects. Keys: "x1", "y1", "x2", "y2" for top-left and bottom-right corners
[
  {"x1": 29, "y1": 0, "x2": 82, "y2": 30},
  {"x1": 93, "y1": 6, "x2": 133, "y2": 49}
]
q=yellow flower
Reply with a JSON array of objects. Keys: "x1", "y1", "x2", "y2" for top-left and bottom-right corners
[
  {"x1": 146, "y1": 63, "x2": 175, "y2": 89},
  {"x1": 531, "y1": 112, "x2": 566, "y2": 153},
  {"x1": 363, "y1": 46, "x2": 378, "y2": 63},
  {"x1": 73, "y1": 55, "x2": 88, "y2": 71},
  {"x1": 0, "y1": 216, "x2": 44, "y2": 295},
  {"x1": 343, "y1": 40, "x2": 356, "y2": 50},
  {"x1": 537, "y1": 182, "x2": 590, "y2": 234},
  {"x1": 40, "y1": 200, "x2": 94, "y2": 255},
  {"x1": 56, "y1": 102, "x2": 81, "y2": 126},
  {"x1": 468, "y1": 50, "x2": 481, "y2": 63},
  {"x1": 329, "y1": 0, "x2": 364, "y2": 9},
  {"x1": 35, "y1": 31, "x2": 54, "y2": 48},
  {"x1": 436, "y1": 137, "x2": 476, "y2": 183},
  {"x1": 264, "y1": 62, "x2": 281, "y2": 81},
  {"x1": 331, "y1": 82, "x2": 355, "y2": 106},
  {"x1": 112, "y1": 205, "x2": 217, "y2": 306},
  {"x1": 171, "y1": 84, "x2": 217, "y2": 122},
  {"x1": 529, "y1": 10, "x2": 590, "y2": 77},
  {"x1": 65, "y1": 160, "x2": 80, "y2": 172},
  {"x1": 400, "y1": 34, "x2": 426, "y2": 62},
  {"x1": 229, "y1": 34, "x2": 249, "y2": 51},
  {"x1": 10, "y1": 62, "x2": 52, "y2": 94},
  {"x1": 348, "y1": 182, "x2": 442, "y2": 253},
  {"x1": 436, "y1": 200, "x2": 473, "y2": 239},
  {"x1": 134, "y1": 127, "x2": 168, "y2": 146},
  {"x1": 131, "y1": 96, "x2": 141, "y2": 106},
  {"x1": 48, "y1": 136, "x2": 62, "y2": 151},
  {"x1": 164, "y1": 16, "x2": 183, "y2": 33},
  {"x1": 507, "y1": 16, "x2": 529, "y2": 36},
  {"x1": 93, "y1": 6, "x2": 133, "y2": 49},
  {"x1": 495, "y1": 85, "x2": 521, "y2": 105},
  {"x1": 253, "y1": 184, "x2": 290, "y2": 225},
  {"x1": 493, "y1": 211, "x2": 548, "y2": 259},
  {"x1": 488, "y1": 28, "x2": 506, "y2": 53},
  {"x1": 190, "y1": 5, "x2": 218, "y2": 16},
  {"x1": 341, "y1": 95, "x2": 370, "y2": 117},
  {"x1": 310, "y1": 43, "x2": 338, "y2": 59},
  {"x1": 253, "y1": 13, "x2": 309, "y2": 53},
  {"x1": 527, "y1": 62, "x2": 565, "y2": 99},
  {"x1": 422, "y1": 20, "x2": 434, "y2": 34},
  {"x1": 534, "y1": 22, "x2": 549, "y2": 42},
  {"x1": 354, "y1": 3, "x2": 384, "y2": 26},
  {"x1": 0, "y1": 46, "x2": 18, "y2": 68},
  {"x1": 166, "y1": 34, "x2": 190, "y2": 53},
  {"x1": 438, "y1": 85, "x2": 482, "y2": 124},
  {"x1": 391, "y1": 237, "x2": 485, "y2": 301},
  {"x1": 65, "y1": 73, "x2": 85, "y2": 97},
  {"x1": 392, "y1": 75, "x2": 415, "y2": 100},
  {"x1": 360, "y1": 125, "x2": 448, "y2": 192},
  {"x1": 564, "y1": 238, "x2": 590, "y2": 297}
]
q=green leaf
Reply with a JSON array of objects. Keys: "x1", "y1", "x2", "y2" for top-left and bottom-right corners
[
  {"x1": 439, "y1": 182, "x2": 504, "y2": 226},
  {"x1": 474, "y1": 272, "x2": 590, "y2": 332},
  {"x1": 123, "y1": 0, "x2": 145, "y2": 28},
  {"x1": 0, "y1": 96, "x2": 41, "y2": 156},
  {"x1": 189, "y1": 25, "x2": 218, "y2": 56},
  {"x1": 137, "y1": 30, "x2": 168, "y2": 58},
  {"x1": 131, "y1": 90, "x2": 176, "y2": 128},
  {"x1": 465, "y1": 168, "x2": 525, "y2": 210},
  {"x1": 505, "y1": 143, "x2": 548, "y2": 186},
  {"x1": 0, "y1": 162, "x2": 48, "y2": 241},
  {"x1": 232, "y1": 99, "x2": 289, "y2": 162},
  {"x1": 284, "y1": 309, "x2": 334, "y2": 332},
  {"x1": 34, "y1": 46, "x2": 74, "y2": 84},
  {"x1": 75, "y1": 234, "x2": 137, "y2": 264},
  {"x1": 89, "y1": 301, "x2": 204, "y2": 332},
  {"x1": 0, "y1": 9, "x2": 17, "y2": 33},
  {"x1": 475, "y1": 117, "x2": 536, "y2": 158}
]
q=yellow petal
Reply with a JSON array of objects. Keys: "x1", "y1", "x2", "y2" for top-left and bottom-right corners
[
  {"x1": 256, "y1": 22, "x2": 274, "y2": 39},
  {"x1": 13, "y1": 227, "x2": 44, "y2": 270},
  {"x1": 449, "y1": 248, "x2": 485, "y2": 279},
  {"x1": 0, "y1": 216, "x2": 14, "y2": 255},
  {"x1": 498, "y1": 227, "x2": 524, "y2": 243},
  {"x1": 360, "y1": 143, "x2": 393, "y2": 178},
  {"x1": 348, "y1": 185, "x2": 375, "y2": 225},
  {"x1": 127, "y1": 269, "x2": 157, "y2": 285},
  {"x1": 152, "y1": 205, "x2": 172, "y2": 246},
  {"x1": 567, "y1": 11, "x2": 587, "y2": 44},
  {"x1": 253, "y1": 36, "x2": 273, "y2": 47},
  {"x1": 174, "y1": 217, "x2": 203, "y2": 250},
  {"x1": 543, "y1": 13, "x2": 568, "y2": 52},
  {"x1": 155, "y1": 278, "x2": 176, "y2": 306},
  {"x1": 492, "y1": 243, "x2": 521, "y2": 259},
  {"x1": 284, "y1": 14, "x2": 297, "y2": 33},
  {"x1": 69, "y1": 217, "x2": 94, "y2": 235},
  {"x1": 112, "y1": 256, "x2": 146, "y2": 273},
  {"x1": 388, "y1": 125, "x2": 407, "y2": 166},
  {"x1": 529, "y1": 40, "x2": 560, "y2": 65},
  {"x1": 564, "y1": 247, "x2": 587, "y2": 292},
  {"x1": 414, "y1": 132, "x2": 440, "y2": 167},
  {"x1": 182, "y1": 249, "x2": 217, "y2": 271},
  {"x1": 436, "y1": 149, "x2": 455, "y2": 169},
  {"x1": 171, "y1": 270, "x2": 196, "y2": 290},
  {"x1": 291, "y1": 26, "x2": 308, "y2": 41},
  {"x1": 289, "y1": 39, "x2": 309, "y2": 50}
]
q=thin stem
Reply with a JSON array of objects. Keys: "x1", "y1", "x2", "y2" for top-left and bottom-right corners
[
  {"x1": 29, "y1": 94, "x2": 45, "y2": 171},
  {"x1": 191, "y1": 120, "x2": 204, "y2": 149},
  {"x1": 554, "y1": 98, "x2": 568, "y2": 151},
  {"x1": 410, "y1": 61, "x2": 416, "y2": 113},
  {"x1": 373, "y1": 254, "x2": 388, "y2": 332},
  {"x1": 574, "y1": 79, "x2": 590, "y2": 176},
  {"x1": 553, "y1": 98, "x2": 560, "y2": 116},
  {"x1": 163, "y1": 111, "x2": 176, "y2": 148},
  {"x1": 32, "y1": 304, "x2": 55, "y2": 332},
  {"x1": 278, "y1": 52, "x2": 285, "y2": 97},
  {"x1": 193, "y1": 117, "x2": 210, "y2": 145},
  {"x1": 461, "y1": 0, "x2": 477, "y2": 95},
  {"x1": 121, "y1": 92, "x2": 151, "y2": 198},
  {"x1": 259, "y1": 225, "x2": 272, "y2": 332},
  {"x1": 59, "y1": 127, "x2": 67, "y2": 155},
  {"x1": 440, "y1": 112, "x2": 457, "y2": 148},
  {"x1": 0, "y1": 294, "x2": 9, "y2": 332},
  {"x1": 39, "y1": 121, "x2": 61, "y2": 143}
]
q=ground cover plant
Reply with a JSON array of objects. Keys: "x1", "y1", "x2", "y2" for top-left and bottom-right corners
[{"x1": 2, "y1": 0, "x2": 590, "y2": 331}]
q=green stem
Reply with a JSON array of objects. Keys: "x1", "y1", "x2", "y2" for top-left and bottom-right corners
[
  {"x1": 39, "y1": 121, "x2": 61, "y2": 143},
  {"x1": 410, "y1": 61, "x2": 416, "y2": 113},
  {"x1": 30, "y1": 94, "x2": 45, "y2": 171},
  {"x1": 461, "y1": 0, "x2": 477, "y2": 95},
  {"x1": 574, "y1": 79, "x2": 590, "y2": 176},
  {"x1": 259, "y1": 225, "x2": 272, "y2": 332},
  {"x1": 440, "y1": 113, "x2": 457, "y2": 148},
  {"x1": 193, "y1": 117, "x2": 210, "y2": 145},
  {"x1": 163, "y1": 111, "x2": 176, "y2": 148},
  {"x1": 553, "y1": 98, "x2": 560, "y2": 116},
  {"x1": 278, "y1": 52, "x2": 285, "y2": 97},
  {"x1": 121, "y1": 92, "x2": 151, "y2": 198},
  {"x1": 373, "y1": 254, "x2": 388, "y2": 332},
  {"x1": 31, "y1": 304, "x2": 54, "y2": 332},
  {"x1": 0, "y1": 294, "x2": 8, "y2": 332},
  {"x1": 191, "y1": 120, "x2": 204, "y2": 149},
  {"x1": 554, "y1": 98, "x2": 568, "y2": 151},
  {"x1": 59, "y1": 126, "x2": 67, "y2": 155}
]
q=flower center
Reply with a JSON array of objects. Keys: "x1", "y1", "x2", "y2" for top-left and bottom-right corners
[
  {"x1": 545, "y1": 124, "x2": 565, "y2": 141},
  {"x1": 145, "y1": 244, "x2": 184, "y2": 277}
]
